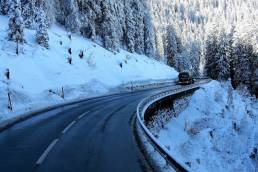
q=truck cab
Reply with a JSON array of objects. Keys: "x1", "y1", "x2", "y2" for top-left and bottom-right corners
[{"x1": 178, "y1": 71, "x2": 194, "y2": 85}]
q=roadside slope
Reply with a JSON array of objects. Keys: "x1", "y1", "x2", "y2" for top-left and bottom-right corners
[
  {"x1": 0, "y1": 15, "x2": 177, "y2": 120},
  {"x1": 157, "y1": 81, "x2": 258, "y2": 172}
]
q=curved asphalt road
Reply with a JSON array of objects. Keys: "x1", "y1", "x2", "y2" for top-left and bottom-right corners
[{"x1": 0, "y1": 85, "x2": 180, "y2": 172}]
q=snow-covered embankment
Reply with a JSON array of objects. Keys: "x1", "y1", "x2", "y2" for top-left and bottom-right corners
[
  {"x1": 0, "y1": 15, "x2": 177, "y2": 122},
  {"x1": 155, "y1": 81, "x2": 258, "y2": 172}
]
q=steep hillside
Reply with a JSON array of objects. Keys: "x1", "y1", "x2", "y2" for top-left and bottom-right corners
[
  {"x1": 1, "y1": 0, "x2": 257, "y2": 82},
  {"x1": 0, "y1": 15, "x2": 177, "y2": 120},
  {"x1": 157, "y1": 81, "x2": 258, "y2": 172}
]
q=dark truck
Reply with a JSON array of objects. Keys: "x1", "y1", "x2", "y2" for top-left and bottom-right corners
[{"x1": 178, "y1": 71, "x2": 194, "y2": 85}]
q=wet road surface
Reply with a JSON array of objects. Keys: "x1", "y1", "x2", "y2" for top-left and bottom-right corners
[{"x1": 0, "y1": 85, "x2": 180, "y2": 172}]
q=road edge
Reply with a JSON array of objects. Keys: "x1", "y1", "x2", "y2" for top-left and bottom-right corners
[
  {"x1": 133, "y1": 114, "x2": 175, "y2": 172},
  {"x1": 0, "y1": 83, "x2": 175, "y2": 133}
]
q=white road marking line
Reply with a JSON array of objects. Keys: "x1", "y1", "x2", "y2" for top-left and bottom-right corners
[
  {"x1": 62, "y1": 121, "x2": 76, "y2": 134},
  {"x1": 36, "y1": 139, "x2": 59, "y2": 165},
  {"x1": 78, "y1": 111, "x2": 89, "y2": 120}
]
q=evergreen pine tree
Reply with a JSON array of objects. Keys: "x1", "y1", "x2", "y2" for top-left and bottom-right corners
[
  {"x1": 132, "y1": 0, "x2": 145, "y2": 54},
  {"x1": 143, "y1": 13, "x2": 156, "y2": 57},
  {"x1": 124, "y1": 1, "x2": 136, "y2": 53},
  {"x1": 233, "y1": 40, "x2": 253, "y2": 90},
  {"x1": 64, "y1": 0, "x2": 80, "y2": 33},
  {"x1": 189, "y1": 42, "x2": 201, "y2": 76},
  {"x1": 8, "y1": 0, "x2": 25, "y2": 54},
  {"x1": 22, "y1": 0, "x2": 36, "y2": 28},
  {"x1": 36, "y1": 6, "x2": 49, "y2": 49},
  {"x1": 0, "y1": 0, "x2": 11, "y2": 15},
  {"x1": 228, "y1": 26, "x2": 236, "y2": 86},
  {"x1": 205, "y1": 26, "x2": 219, "y2": 79},
  {"x1": 165, "y1": 25, "x2": 178, "y2": 67},
  {"x1": 101, "y1": 1, "x2": 119, "y2": 51},
  {"x1": 214, "y1": 29, "x2": 230, "y2": 81}
]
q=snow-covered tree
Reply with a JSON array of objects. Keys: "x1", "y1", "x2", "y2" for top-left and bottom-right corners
[
  {"x1": 112, "y1": 1, "x2": 125, "y2": 44},
  {"x1": 214, "y1": 29, "x2": 230, "y2": 81},
  {"x1": 101, "y1": 1, "x2": 119, "y2": 51},
  {"x1": 165, "y1": 25, "x2": 178, "y2": 67},
  {"x1": 228, "y1": 26, "x2": 236, "y2": 85},
  {"x1": 36, "y1": 6, "x2": 49, "y2": 49},
  {"x1": 8, "y1": 0, "x2": 25, "y2": 54},
  {"x1": 174, "y1": 51, "x2": 191, "y2": 72},
  {"x1": 132, "y1": 0, "x2": 145, "y2": 54},
  {"x1": 124, "y1": 1, "x2": 136, "y2": 53},
  {"x1": 143, "y1": 13, "x2": 156, "y2": 57},
  {"x1": 77, "y1": 1, "x2": 97, "y2": 40},
  {"x1": 64, "y1": 0, "x2": 80, "y2": 33},
  {"x1": 233, "y1": 40, "x2": 257, "y2": 93},
  {"x1": 189, "y1": 42, "x2": 201, "y2": 76},
  {"x1": 205, "y1": 26, "x2": 219, "y2": 79},
  {"x1": 205, "y1": 27, "x2": 230, "y2": 80},
  {"x1": 22, "y1": 0, "x2": 36, "y2": 28},
  {"x1": 0, "y1": 0, "x2": 11, "y2": 15}
]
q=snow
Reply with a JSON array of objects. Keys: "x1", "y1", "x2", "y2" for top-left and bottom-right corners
[
  {"x1": 157, "y1": 81, "x2": 258, "y2": 172},
  {"x1": 136, "y1": 121, "x2": 176, "y2": 172},
  {"x1": 0, "y1": 15, "x2": 178, "y2": 121}
]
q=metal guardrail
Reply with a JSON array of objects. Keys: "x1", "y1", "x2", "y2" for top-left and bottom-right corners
[
  {"x1": 136, "y1": 79, "x2": 211, "y2": 171},
  {"x1": 123, "y1": 79, "x2": 177, "y2": 91}
]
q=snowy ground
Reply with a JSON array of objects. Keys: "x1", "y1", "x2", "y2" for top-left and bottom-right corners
[
  {"x1": 0, "y1": 15, "x2": 177, "y2": 121},
  {"x1": 155, "y1": 81, "x2": 258, "y2": 172}
]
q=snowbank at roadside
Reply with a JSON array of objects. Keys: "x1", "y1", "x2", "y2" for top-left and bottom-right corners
[{"x1": 157, "y1": 81, "x2": 258, "y2": 172}]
